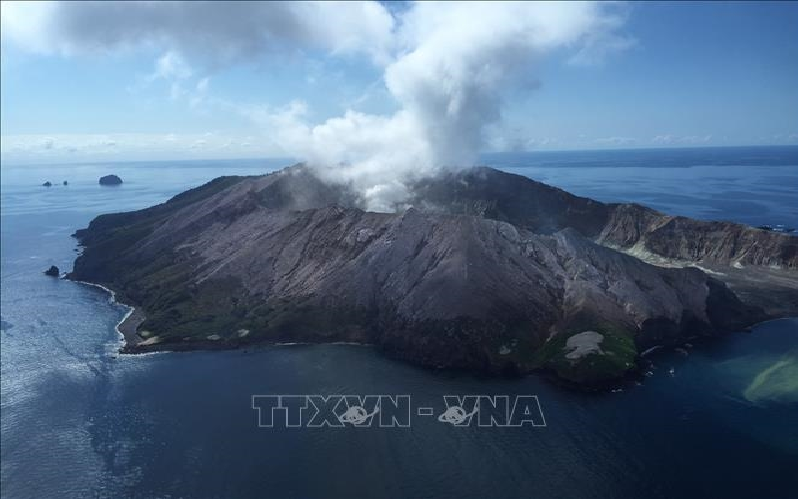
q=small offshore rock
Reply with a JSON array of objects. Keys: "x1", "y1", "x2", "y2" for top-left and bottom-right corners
[
  {"x1": 99, "y1": 174, "x2": 123, "y2": 186},
  {"x1": 44, "y1": 265, "x2": 60, "y2": 277},
  {"x1": 42, "y1": 181, "x2": 53, "y2": 187}
]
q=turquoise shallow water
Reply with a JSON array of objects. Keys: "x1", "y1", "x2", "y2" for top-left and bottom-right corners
[{"x1": 2, "y1": 148, "x2": 797, "y2": 499}]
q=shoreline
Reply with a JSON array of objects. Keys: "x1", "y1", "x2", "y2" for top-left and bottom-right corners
[
  {"x1": 70, "y1": 278, "x2": 377, "y2": 356},
  {"x1": 66, "y1": 280, "x2": 797, "y2": 392},
  {"x1": 71, "y1": 279, "x2": 145, "y2": 351}
]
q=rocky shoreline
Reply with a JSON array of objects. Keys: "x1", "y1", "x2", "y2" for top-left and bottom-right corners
[{"x1": 73, "y1": 280, "x2": 140, "y2": 348}]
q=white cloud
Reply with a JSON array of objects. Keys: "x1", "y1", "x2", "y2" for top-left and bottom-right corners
[
  {"x1": 0, "y1": 1, "x2": 395, "y2": 65},
  {"x1": 196, "y1": 77, "x2": 209, "y2": 93},
  {"x1": 652, "y1": 134, "x2": 674, "y2": 145},
  {"x1": 0, "y1": 133, "x2": 286, "y2": 164},
  {"x1": 593, "y1": 136, "x2": 637, "y2": 147},
  {"x1": 152, "y1": 51, "x2": 193, "y2": 81},
  {"x1": 652, "y1": 134, "x2": 712, "y2": 145}
]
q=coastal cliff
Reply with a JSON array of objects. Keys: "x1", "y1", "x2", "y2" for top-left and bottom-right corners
[{"x1": 68, "y1": 165, "x2": 798, "y2": 387}]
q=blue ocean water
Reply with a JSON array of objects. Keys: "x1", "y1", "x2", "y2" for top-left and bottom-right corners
[
  {"x1": 483, "y1": 146, "x2": 798, "y2": 227},
  {"x1": 1, "y1": 147, "x2": 797, "y2": 499}
]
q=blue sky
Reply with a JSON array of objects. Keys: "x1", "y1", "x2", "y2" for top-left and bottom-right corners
[{"x1": 1, "y1": 1, "x2": 797, "y2": 165}]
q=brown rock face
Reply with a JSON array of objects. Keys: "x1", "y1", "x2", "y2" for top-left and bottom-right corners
[
  {"x1": 68, "y1": 165, "x2": 796, "y2": 386},
  {"x1": 598, "y1": 203, "x2": 798, "y2": 269}
]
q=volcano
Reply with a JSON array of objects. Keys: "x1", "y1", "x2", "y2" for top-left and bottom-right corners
[{"x1": 68, "y1": 165, "x2": 798, "y2": 387}]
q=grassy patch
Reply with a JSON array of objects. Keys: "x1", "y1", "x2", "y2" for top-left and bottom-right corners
[{"x1": 533, "y1": 327, "x2": 637, "y2": 385}]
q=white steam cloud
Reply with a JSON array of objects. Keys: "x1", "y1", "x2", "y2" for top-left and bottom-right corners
[
  {"x1": 1, "y1": 1, "x2": 631, "y2": 211},
  {"x1": 269, "y1": 2, "x2": 632, "y2": 210}
]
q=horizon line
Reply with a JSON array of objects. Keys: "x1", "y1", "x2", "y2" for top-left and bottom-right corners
[{"x1": 2, "y1": 143, "x2": 798, "y2": 168}]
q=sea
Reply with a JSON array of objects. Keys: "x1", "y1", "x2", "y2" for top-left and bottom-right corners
[{"x1": 1, "y1": 146, "x2": 797, "y2": 499}]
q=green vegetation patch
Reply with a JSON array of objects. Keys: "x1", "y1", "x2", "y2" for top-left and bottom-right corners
[{"x1": 533, "y1": 327, "x2": 637, "y2": 385}]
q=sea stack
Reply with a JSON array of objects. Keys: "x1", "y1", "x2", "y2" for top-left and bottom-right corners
[
  {"x1": 42, "y1": 181, "x2": 52, "y2": 187},
  {"x1": 99, "y1": 175, "x2": 123, "y2": 186},
  {"x1": 44, "y1": 265, "x2": 60, "y2": 277}
]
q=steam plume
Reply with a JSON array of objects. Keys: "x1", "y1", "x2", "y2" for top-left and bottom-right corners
[{"x1": 265, "y1": 2, "x2": 631, "y2": 210}]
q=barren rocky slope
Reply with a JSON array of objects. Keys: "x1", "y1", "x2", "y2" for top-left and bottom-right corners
[{"x1": 68, "y1": 165, "x2": 798, "y2": 386}]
